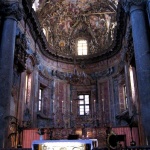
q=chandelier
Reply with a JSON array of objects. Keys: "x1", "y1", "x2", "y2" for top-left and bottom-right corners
[{"x1": 65, "y1": 67, "x2": 87, "y2": 84}]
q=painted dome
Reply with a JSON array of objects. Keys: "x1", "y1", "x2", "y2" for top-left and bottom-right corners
[{"x1": 32, "y1": 0, "x2": 124, "y2": 63}]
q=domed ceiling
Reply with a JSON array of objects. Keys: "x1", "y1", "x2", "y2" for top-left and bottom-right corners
[{"x1": 32, "y1": 0, "x2": 124, "y2": 63}]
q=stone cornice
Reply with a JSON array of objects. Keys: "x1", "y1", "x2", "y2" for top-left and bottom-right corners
[{"x1": 0, "y1": 0, "x2": 23, "y2": 21}]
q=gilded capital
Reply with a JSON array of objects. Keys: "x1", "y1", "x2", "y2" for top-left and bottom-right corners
[
  {"x1": 121, "y1": 0, "x2": 146, "y2": 13},
  {"x1": 131, "y1": 0, "x2": 146, "y2": 5},
  {"x1": 0, "y1": 0, "x2": 23, "y2": 21}
]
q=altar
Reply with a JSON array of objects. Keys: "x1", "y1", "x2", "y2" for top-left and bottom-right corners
[{"x1": 32, "y1": 139, "x2": 98, "y2": 150}]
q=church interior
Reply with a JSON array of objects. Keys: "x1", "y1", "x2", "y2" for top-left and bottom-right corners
[{"x1": 0, "y1": 0, "x2": 150, "y2": 149}]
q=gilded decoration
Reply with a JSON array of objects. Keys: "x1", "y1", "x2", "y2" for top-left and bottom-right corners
[
  {"x1": 15, "y1": 32, "x2": 28, "y2": 73},
  {"x1": 36, "y1": 0, "x2": 118, "y2": 56}
]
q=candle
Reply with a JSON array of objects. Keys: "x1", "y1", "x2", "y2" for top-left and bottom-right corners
[
  {"x1": 71, "y1": 100, "x2": 72, "y2": 112},
  {"x1": 102, "y1": 99, "x2": 104, "y2": 111},
  {"x1": 53, "y1": 100, "x2": 54, "y2": 113},
  {"x1": 62, "y1": 101, "x2": 64, "y2": 113},
  {"x1": 86, "y1": 134, "x2": 89, "y2": 139},
  {"x1": 94, "y1": 100, "x2": 96, "y2": 112}
]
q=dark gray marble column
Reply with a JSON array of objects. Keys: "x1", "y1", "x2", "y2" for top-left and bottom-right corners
[
  {"x1": 122, "y1": 0, "x2": 150, "y2": 145},
  {"x1": 0, "y1": 1, "x2": 23, "y2": 148}
]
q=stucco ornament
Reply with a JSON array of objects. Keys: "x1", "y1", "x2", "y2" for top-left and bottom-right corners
[{"x1": 26, "y1": 58, "x2": 34, "y2": 73}]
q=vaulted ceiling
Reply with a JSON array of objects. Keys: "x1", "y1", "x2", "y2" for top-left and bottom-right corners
[{"x1": 31, "y1": 0, "x2": 126, "y2": 64}]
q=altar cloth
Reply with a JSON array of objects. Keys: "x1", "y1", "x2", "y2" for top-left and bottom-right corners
[{"x1": 32, "y1": 139, "x2": 98, "y2": 150}]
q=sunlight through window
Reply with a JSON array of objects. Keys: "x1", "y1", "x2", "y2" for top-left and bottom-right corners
[{"x1": 77, "y1": 40, "x2": 87, "y2": 55}]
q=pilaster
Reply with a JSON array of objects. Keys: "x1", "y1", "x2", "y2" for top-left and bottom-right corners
[{"x1": 0, "y1": 0, "x2": 23, "y2": 148}]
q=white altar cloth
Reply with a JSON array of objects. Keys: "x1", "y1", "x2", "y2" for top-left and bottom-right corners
[{"x1": 32, "y1": 139, "x2": 98, "y2": 150}]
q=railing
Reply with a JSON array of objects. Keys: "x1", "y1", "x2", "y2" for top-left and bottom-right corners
[
  {"x1": 94, "y1": 146, "x2": 150, "y2": 150},
  {"x1": 1, "y1": 147, "x2": 150, "y2": 150},
  {"x1": 121, "y1": 146, "x2": 150, "y2": 150},
  {"x1": 0, "y1": 149, "x2": 31, "y2": 150}
]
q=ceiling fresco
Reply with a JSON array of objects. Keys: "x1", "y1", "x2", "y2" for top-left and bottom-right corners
[{"x1": 34, "y1": 0, "x2": 119, "y2": 58}]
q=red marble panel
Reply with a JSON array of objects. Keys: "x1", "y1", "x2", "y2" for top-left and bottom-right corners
[
  {"x1": 113, "y1": 127, "x2": 139, "y2": 146},
  {"x1": 22, "y1": 127, "x2": 139, "y2": 148},
  {"x1": 22, "y1": 129, "x2": 47, "y2": 148}
]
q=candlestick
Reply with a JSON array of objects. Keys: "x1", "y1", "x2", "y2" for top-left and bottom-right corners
[
  {"x1": 102, "y1": 99, "x2": 104, "y2": 111},
  {"x1": 62, "y1": 101, "x2": 64, "y2": 113},
  {"x1": 53, "y1": 100, "x2": 54, "y2": 113},
  {"x1": 71, "y1": 100, "x2": 72, "y2": 112},
  {"x1": 94, "y1": 99, "x2": 96, "y2": 112}
]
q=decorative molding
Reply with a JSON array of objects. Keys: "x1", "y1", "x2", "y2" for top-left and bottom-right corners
[
  {"x1": 38, "y1": 67, "x2": 53, "y2": 82},
  {"x1": 37, "y1": 112, "x2": 51, "y2": 128},
  {"x1": 0, "y1": 1, "x2": 23, "y2": 20},
  {"x1": 14, "y1": 32, "x2": 28, "y2": 73},
  {"x1": 121, "y1": 22, "x2": 134, "y2": 64},
  {"x1": 26, "y1": 57, "x2": 34, "y2": 74},
  {"x1": 23, "y1": 108, "x2": 32, "y2": 127},
  {"x1": 37, "y1": 112, "x2": 51, "y2": 120},
  {"x1": 90, "y1": 67, "x2": 114, "y2": 80},
  {"x1": 11, "y1": 85, "x2": 18, "y2": 103},
  {"x1": 52, "y1": 70, "x2": 66, "y2": 80}
]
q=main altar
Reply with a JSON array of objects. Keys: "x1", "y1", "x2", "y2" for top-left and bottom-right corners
[{"x1": 32, "y1": 139, "x2": 98, "y2": 150}]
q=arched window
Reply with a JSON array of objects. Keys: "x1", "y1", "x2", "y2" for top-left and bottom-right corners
[
  {"x1": 25, "y1": 74, "x2": 32, "y2": 104},
  {"x1": 32, "y1": 0, "x2": 39, "y2": 11},
  {"x1": 77, "y1": 40, "x2": 88, "y2": 55},
  {"x1": 43, "y1": 28, "x2": 46, "y2": 36},
  {"x1": 38, "y1": 87, "x2": 43, "y2": 111},
  {"x1": 25, "y1": 57, "x2": 34, "y2": 105},
  {"x1": 42, "y1": 28, "x2": 48, "y2": 40}
]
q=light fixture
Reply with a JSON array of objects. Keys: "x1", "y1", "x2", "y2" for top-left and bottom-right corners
[
  {"x1": 65, "y1": 55, "x2": 87, "y2": 84},
  {"x1": 65, "y1": 68, "x2": 87, "y2": 84}
]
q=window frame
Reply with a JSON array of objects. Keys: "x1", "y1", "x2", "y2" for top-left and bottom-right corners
[
  {"x1": 123, "y1": 84, "x2": 128, "y2": 109},
  {"x1": 77, "y1": 39, "x2": 88, "y2": 56},
  {"x1": 25, "y1": 73, "x2": 32, "y2": 104},
  {"x1": 78, "y1": 94, "x2": 90, "y2": 116},
  {"x1": 38, "y1": 86, "x2": 44, "y2": 112}
]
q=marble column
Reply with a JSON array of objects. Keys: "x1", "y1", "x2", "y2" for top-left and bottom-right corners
[
  {"x1": 122, "y1": 0, "x2": 150, "y2": 145},
  {"x1": 0, "y1": 1, "x2": 23, "y2": 148}
]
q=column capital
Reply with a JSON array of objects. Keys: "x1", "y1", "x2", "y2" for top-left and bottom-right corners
[
  {"x1": 0, "y1": 0, "x2": 23, "y2": 21},
  {"x1": 121, "y1": 0, "x2": 146, "y2": 13}
]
